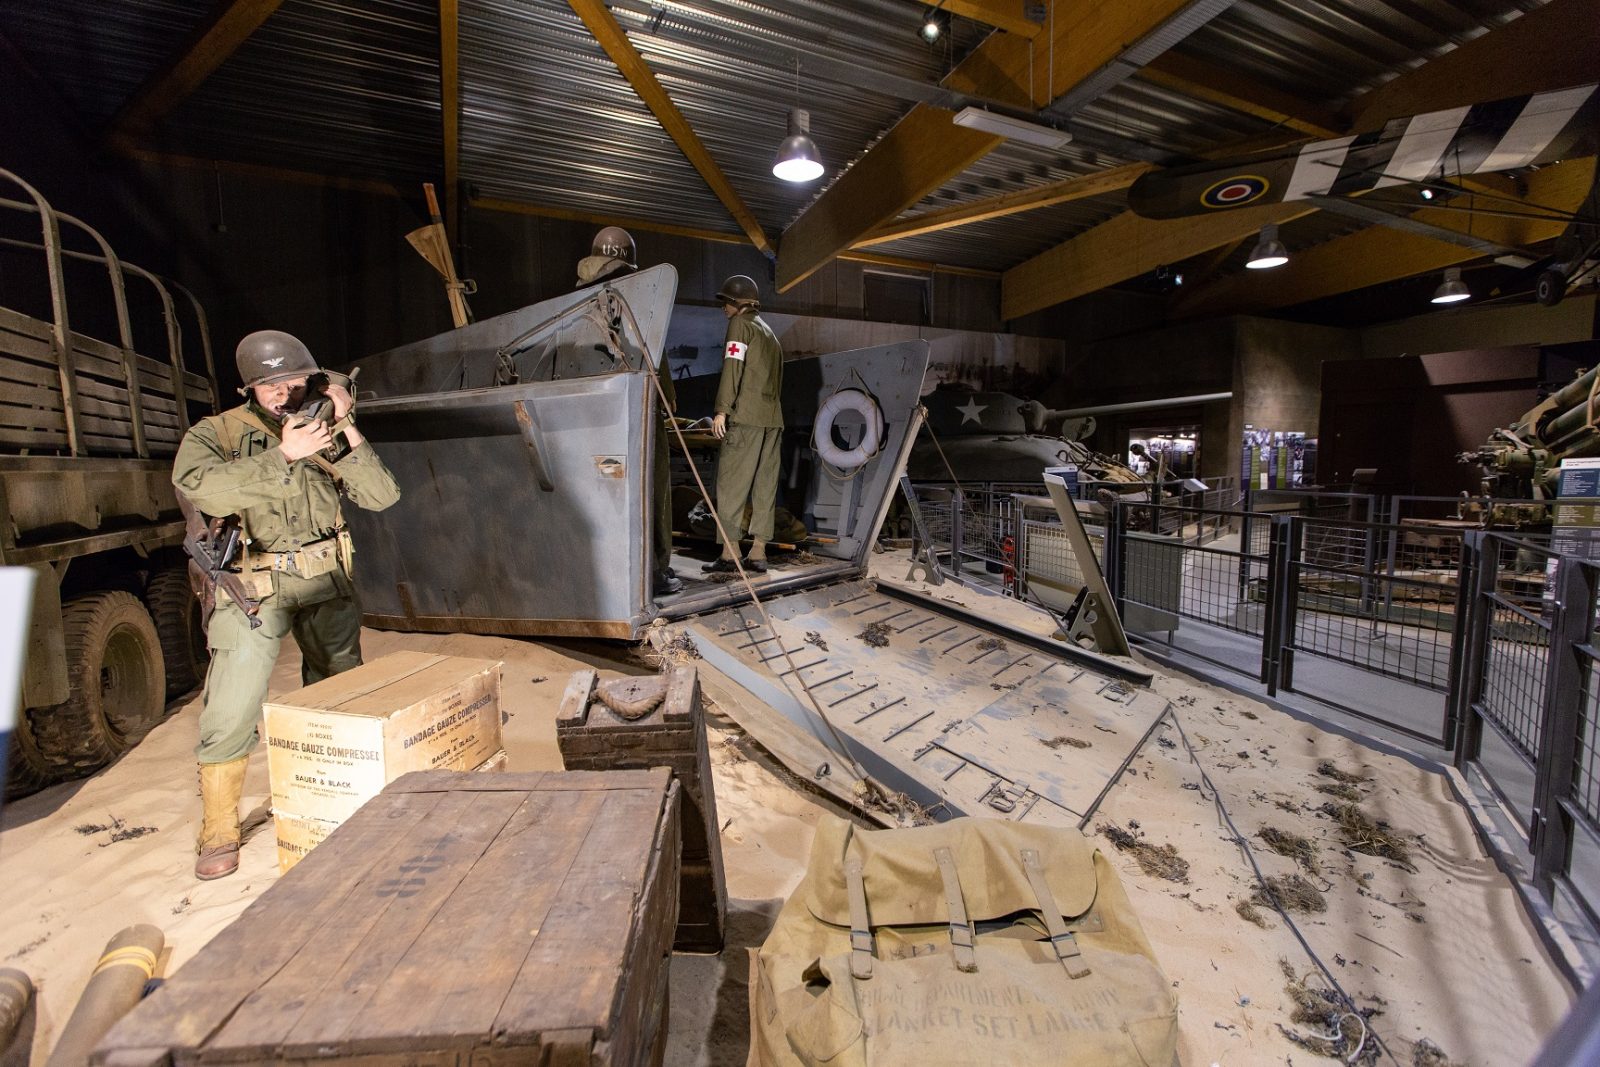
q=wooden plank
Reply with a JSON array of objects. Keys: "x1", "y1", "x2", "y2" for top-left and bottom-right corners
[
  {"x1": 776, "y1": 0, "x2": 1196, "y2": 290},
  {"x1": 440, "y1": 0, "x2": 461, "y2": 231},
  {"x1": 96, "y1": 790, "x2": 452, "y2": 1057},
  {"x1": 1350, "y1": 0, "x2": 1600, "y2": 131},
  {"x1": 1138, "y1": 51, "x2": 1345, "y2": 137},
  {"x1": 336, "y1": 787, "x2": 616, "y2": 1050},
  {"x1": 104, "y1": 0, "x2": 285, "y2": 147},
  {"x1": 492, "y1": 786, "x2": 670, "y2": 1034},
  {"x1": 566, "y1": 0, "x2": 771, "y2": 254},
  {"x1": 383, "y1": 769, "x2": 668, "y2": 794},
  {"x1": 854, "y1": 162, "x2": 1153, "y2": 247},
  {"x1": 215, "y1": 788, "x2": 530, "y2": 1057}
]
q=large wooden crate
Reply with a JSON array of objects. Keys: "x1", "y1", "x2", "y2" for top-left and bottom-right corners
[{"x1": 94, "y1": 770, "x2": 681, "y2": 1067}]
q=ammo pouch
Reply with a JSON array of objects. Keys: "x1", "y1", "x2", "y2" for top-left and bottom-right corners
[
  {"x1": 247, "y1": 531, "x2": 349, "y2": 581},
  {"x1": 750, "y1": 816, "x2": 1178, "y2": 1067}
]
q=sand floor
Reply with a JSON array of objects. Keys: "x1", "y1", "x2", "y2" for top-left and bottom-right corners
[{"x1": 0, "y1": 589, "x2": 1576, "y2": 1066}]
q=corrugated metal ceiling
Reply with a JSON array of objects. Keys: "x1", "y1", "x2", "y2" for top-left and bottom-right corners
[{"x1": 0, "y1": 0, "x2": 1566, "y2": 294}]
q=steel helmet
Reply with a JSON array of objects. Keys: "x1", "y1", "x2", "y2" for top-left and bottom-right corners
[
  {"x1": 716, "y1": 274, "x2": 760, "y2": 308},
  {"x1": 236, "y1": 330, "x2": 319, "y2": 389},
  {"x1": 591, "y1": 226, "x2": 637, "y2": 268}
]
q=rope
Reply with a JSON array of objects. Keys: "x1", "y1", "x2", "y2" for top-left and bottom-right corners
[
  {"x1": 1167, "y1": 709, "x2": 1400, "y2": 1066},
  {"x1": 610, "y1": 293, "x2": 878, "y2": 793}
]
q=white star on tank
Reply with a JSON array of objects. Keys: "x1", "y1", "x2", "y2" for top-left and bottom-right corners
[{"x1": 956, "y1": 398, "x2": 987, "y2": 425}]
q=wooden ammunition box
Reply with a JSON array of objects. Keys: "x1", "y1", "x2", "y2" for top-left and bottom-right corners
[
  {"x1": 557, "y1": 666, "x2": 727, "y2": 953},
  {"x1": 94, "y1": 770, "x2": 680, "y2": 1067}
]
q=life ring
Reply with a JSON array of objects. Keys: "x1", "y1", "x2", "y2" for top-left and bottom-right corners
[{"x1": 813, "y1": 388, "x2": 884, "y2": 470}]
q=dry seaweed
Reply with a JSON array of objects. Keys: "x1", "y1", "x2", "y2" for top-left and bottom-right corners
[
  {"x1": 803, "y1": 631, "x2": 829, "y2": 651},
  {"x1": 1042, "y1": 735, "x2": 1091, "y2": 750},
  {"x1": 1251, "y1": 873, "x2": 1327, "y2": 914},
  {"x1": 1317, "y1": 760, "x2": 1370, "y2": 785},
  {"x1": 974, "y1": 636, "x2": 1007, "y2": 652},
  {"x1": 858, "y1": 621, "x2": 893, "y2": 647},
  {"x1": 1098, "y1": 822, "x2": 1190, "y2": 883},
  {"x1": 1320, "y1": 802, "x2": 1414, "y2": 867},
  {"x1": 648, "y1": 631, "x2": 701, "y2": 667},
  {"x1": 1259, "y1": 826, "x2": 1321, "y2": 874},
  {"x1": 1317, "y1": 781, "x2": 1363, "y2": 802},
  {"x1": 1277, "y1": 959, "x2": 1382, "y2": 1065},
  {"x1": 1235, "y1": 900, "x2": 1272, "y2": 928},
  {"x1": 1411, "y1": 1037, "x2": 1466, "y2": 1067}
]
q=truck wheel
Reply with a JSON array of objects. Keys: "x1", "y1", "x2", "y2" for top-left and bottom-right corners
[
  {"x1": 4, "y1": 712, "x2": 56, "y2": 798},
  {"x1": 28, "y1": 591, "x2": 167, "y2": 777},
  {"x1": 146, "y1": 565, "x2": 208, "y2": 698}
]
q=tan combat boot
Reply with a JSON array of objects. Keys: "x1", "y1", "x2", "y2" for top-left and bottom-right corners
[{"x1": 195, "y1": 757, "x2": 248, "y2": 880}]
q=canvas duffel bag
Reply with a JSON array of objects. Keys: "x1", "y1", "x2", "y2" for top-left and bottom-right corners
[{"x1": 749, "y1": 815, "x2": 1178, "y2": 1066}]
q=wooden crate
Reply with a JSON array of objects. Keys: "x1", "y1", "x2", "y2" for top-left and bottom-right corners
[{"x1": 94, "y1": 770, "x2": 680, "y2": 1067}]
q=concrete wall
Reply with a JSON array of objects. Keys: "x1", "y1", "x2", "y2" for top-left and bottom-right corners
[{"x1": 1361, "y1": 298, "x2": 1596, "y2": 359}]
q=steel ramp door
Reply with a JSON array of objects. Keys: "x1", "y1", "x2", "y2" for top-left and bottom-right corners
[{"x1": 347, "y1": 372, "x2": 651, "y2": 639}]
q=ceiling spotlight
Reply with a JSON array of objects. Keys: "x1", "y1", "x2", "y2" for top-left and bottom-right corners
[
  {"x1": 772, "y1": 108, "x2": 824, "y2": 183},
  {"x1": 920, "y1": 6, "x2": 949, "y2": 42},
  {"x1": 1431, "y1": 266, "x2": 1471, "y2": 304},
  {"x1": 1245, "y1": 223, "x2": 1289, "y2": 270},
  {"x1": 1420, "y1": 188, "x2": 1435, "y2": 200}
]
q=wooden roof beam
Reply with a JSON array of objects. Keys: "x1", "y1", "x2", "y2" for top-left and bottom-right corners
[
  {"x1": 777, "y1": 0, "x2": 1203, "y2": 291},
  {"x1": 1173, "y1": 156, "x2": 1597, "y2": 317},
  {"x1": 1002, "y1": 0, "x2": 1600, "y2": 319},
  {"x1": 440, "y1": 0, "x2": 461, "y2": 231},
  {"x1": 105, "y1": 0, "x2": 284, "y2": 148},
  {"x1": 1138, "y1": 52, "x2": 1346, "y2": 138},
  {"x1": 940, "y1": 1, "x2": 1043, "y2": 39},
  {"x1": 566, "y1": 0, "x2": 771, "y2": 254}
]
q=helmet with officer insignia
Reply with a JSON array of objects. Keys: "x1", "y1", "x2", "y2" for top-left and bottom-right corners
[{"x1": 236, "y1": 330, "x2": 320, "y2": 389}]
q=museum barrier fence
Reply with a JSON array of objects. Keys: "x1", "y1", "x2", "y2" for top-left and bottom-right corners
[{"x1": 1452, "y1": 532, "x2": 1600, "y2": 932}]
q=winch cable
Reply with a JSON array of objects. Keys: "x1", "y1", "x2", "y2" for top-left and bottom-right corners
[
  {"x1": 610, "y1": 294, "x2": 878, "y2": 796},
  {"x1": 1169, "y1": 710, "x2": 1400, "y2": 1066}
]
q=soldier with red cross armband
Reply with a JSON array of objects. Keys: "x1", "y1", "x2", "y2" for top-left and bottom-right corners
[{"x1": 705, "y1": 274, "x2": 784, "y2": 574}]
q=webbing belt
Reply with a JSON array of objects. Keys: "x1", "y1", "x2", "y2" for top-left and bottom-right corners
[
  {"x1": 934, "y1": 846, "x2": 978, "y2": 973},
  {"x1": 1021, "y1": 848, "x2": 1091, "y2": 979},
  {"x1": 845, "y1": 858, "x2": 874, "y2": 980}
]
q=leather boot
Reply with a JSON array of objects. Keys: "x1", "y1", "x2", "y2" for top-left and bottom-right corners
[{"x1": 195, "y1": 757, "x2": 248, "y2": 880}]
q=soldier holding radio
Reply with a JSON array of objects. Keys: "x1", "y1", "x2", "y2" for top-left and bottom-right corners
[{"x1": 172, "y1": 330, "x2": 400, "y2": 881}]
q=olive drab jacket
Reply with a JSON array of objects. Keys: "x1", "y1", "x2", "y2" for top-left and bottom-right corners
[
  {"x1": 715, "y1": 310, "x2": 783, "y2": 429},
  {"x1": 172, "y1": 403, "x2": 401, "y2": 552}
]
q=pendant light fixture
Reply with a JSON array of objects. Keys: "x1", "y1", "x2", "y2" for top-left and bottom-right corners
[
  {"x1": 1245, "y1": 224, "x2": 1289, "y2": 270},
  {"x1": 920, "y1": 6, "x2": 949, "y2": 42},
  {"x1": 773, "y1": 57, "x2": 823, "y2": 184},
  {"x1": 1430, "y1": 266, "x2": 1471, "y2": 304}
]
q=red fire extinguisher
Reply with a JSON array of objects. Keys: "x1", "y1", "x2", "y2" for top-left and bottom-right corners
[{"x1": 1001, "y1": 535, "x2": 1015, "y2": 590}]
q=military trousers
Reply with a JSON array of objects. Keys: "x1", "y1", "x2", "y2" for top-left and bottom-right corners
[
  {"x1": 195, "y1": 569, "x2": 363, "y2": 765},
  {"x1": 715, "y1": 423, "x2": 783, "y2": 546}
]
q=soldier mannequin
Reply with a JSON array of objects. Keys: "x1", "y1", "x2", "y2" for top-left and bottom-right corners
[
  {"x1": 705, "y1": 275, "x2": 784, "y2": 575},
  {"x1": 575, "y1": 226, "x2": 681, "y2": 596},
  {"x1": 172, "y1": 331, "x2": 400, "y2": 880}
]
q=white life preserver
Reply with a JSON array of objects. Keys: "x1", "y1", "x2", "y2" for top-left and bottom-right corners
[{"x1": 813, "y1": 388, "x2": 884, "y2": 471}]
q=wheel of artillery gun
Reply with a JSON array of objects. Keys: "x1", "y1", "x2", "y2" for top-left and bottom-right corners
[
  {"x1": 146, "y1": 561, "x2": 209, "y2": 698},
  {"x1": 24, "y1": 591, "x2": 166, "y2": 782}
]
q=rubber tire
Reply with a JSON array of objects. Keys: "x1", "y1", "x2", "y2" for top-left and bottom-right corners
[
  {"x1": 146, "y1": 565, "x2": 209, "y2": 698},
  {"x1": 27, "y1": 591, "x2": 167, "y2": 779},
  {"x1": 3, "y1": 711, "x2": 55, "y2": 798}
]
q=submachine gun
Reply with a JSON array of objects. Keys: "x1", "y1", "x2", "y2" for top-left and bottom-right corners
[
  {"x1": 1459, "y1": 364, "x2": 1600, "y2": 526},
  {"x1": 180, "y1": 501, "x2": 262, "y2": 629}
]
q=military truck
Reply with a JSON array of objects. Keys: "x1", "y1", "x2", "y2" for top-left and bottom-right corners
[{"x1": 1, "y1": 169, "x2": 220, "y2": 795}]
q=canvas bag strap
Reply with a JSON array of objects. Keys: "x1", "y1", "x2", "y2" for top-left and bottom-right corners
[
  {"x1": 1021, "y1": 848, "x2": 1091, "y2": 979},
  {"x1": 844, "y1": 858, "x2": 874, "y2": 980},
  {"x1": 933, "y1": 847, "x2": 978, "y2": 973},
  {"x1": 231, "y1": 405, "x2": 346, "y2": 487}
]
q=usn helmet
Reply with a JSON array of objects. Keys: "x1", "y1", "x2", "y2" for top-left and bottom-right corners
[
  {"x1": 716, "y1": 274, "x2": 760, "y2": 309},
  {"x1": 236, "y1": 330, "x2": 319, "y2": 389},
  {"x1": 591, "y1": 226, "x2": 637, "y2": 269}
]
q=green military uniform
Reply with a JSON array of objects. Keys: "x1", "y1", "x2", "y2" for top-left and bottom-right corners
[
  {"x1": 714, "y1": 309, "x2": 784, "y2": 546},
  {"x1": 172, "y1": 404, "x2": 401, "y2": 765},
  {"x1": 576, "y1": 254, "x2": 676, "y2": 577}
]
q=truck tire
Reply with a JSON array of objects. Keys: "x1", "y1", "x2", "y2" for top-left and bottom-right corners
[
  {"x1": 4, "y1": 712, "x2": 55, "y2": 798},
  {"x1": 27, "y1": 591, "x2": 167, "y2": 778},
  {"x1": 146, "y1": 565, "x2": 208, "y2": 698}
]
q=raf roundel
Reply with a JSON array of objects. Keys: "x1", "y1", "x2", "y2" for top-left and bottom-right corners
[
  {"x1": 725, "y1": 341, "x2": 748, "y2": 362},
  {"x1": 1200, "y1": 174, "x2": 1269, "y2": 210}
]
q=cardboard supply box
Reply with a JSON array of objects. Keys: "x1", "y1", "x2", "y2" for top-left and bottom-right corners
[
  {"x1": 264, "y1": 652, "x2": 503, "y2": 824},
  {"x1": 275, "y1": 749, "x2": 508, "y2": 873}
]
